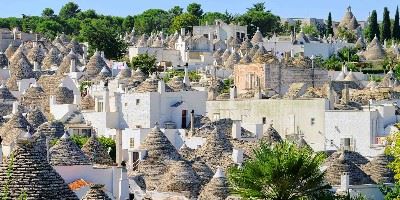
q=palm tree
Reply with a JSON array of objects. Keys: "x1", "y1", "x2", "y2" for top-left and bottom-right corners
[{"x1": 227, "y1": 141, "x2": 330, "y2": 200}]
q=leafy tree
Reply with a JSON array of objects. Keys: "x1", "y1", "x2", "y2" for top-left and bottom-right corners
[
  {"x1": 187, "y1": 3, "x2": 203, "y2": 19},
  {"x1": 228, "y1": 141, "x2": 330, "y2": 200},
  {"x1": 327, "y1": 12, "x2": 334, "y2": 36},
  {"x1": 393, "y1": 6, "x2": 400, "y2": 41},
  {"x1": 41, "y1": 8, "x2": 55, "y2": 18},
  {"x1": 367, "y1": 10, "x2": 380, "y2": 41},
  {"x1": 134, "y1": 9, "x2": 172, "y2": 34},
  {"x1": 302, "y1": 24, "x2": 319, "y2": 37},
  {"x1": 130, "y1": 53, "x2": 157, "y2": 74},
  {"x1": 76, "y1": 9, "x2": 98, "y2": 20},
  {"x1": 201, "y1": 12, "x2": 229, "y2": 25},
  {"x1": 337, "y1": 26, "x2": 357, "y2": 43},
  {"x1": 36, "y1": 20, "x2": 63, "y2": 39},
  {"x1": 79, "y1": 19, "x2": 127, "y2": 59},
  {"x1": 380, "y1": 132, "x2": 400, "y2": 199},
  {"x1": 236, "y1": 2, "x2": 281, "y2": 37},
  {"x1": 169, "y1": 6, "x2": 183, "y2": 18},
  {"x1": 171, "y1": 13, "x2": 198, "y2": 32},
  {"x1": 381, "y1": 7, "x2": 391, "y2": 42},
  {"x1": 122, "y1": 15, "x2": 135, "y2": 33},
  {"x1": 59, "y1": 2, "x2": 81, "y2": 19}
]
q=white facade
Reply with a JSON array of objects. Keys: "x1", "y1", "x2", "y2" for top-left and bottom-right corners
[{"x1": 192, "y1": 20, "x2": 247, "y2": 42}]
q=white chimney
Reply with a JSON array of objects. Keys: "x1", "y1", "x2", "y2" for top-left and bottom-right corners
[
  {"x1": 230, "y1": 85, "x2": 237, "y2": 100},
  {"x1": 33, "y1": 61, "x2": 40, "y2": 71},
  {"x1": 181, "y1": 28, "x2": 186, "y2": 36},
  {"x1": 158, "y1": 80, "x2": 165, "y2": 93},
  {"x1": 183, "y1": 65, "x2": 190, "y2": 87},
  {"x1": 103, "y1": 86, "x2": 110, "y2": 112},
  {"x1": 231, "y1": 120, "x2": 241, "y2": 139},
  {"x1": 70, "y1": 58, "x2": 76, "y2": 73},
  {"x1": 232, "y1": 148, "x2": 244, "y2": 164},
  {"x1": 73, "y1": 94, "x2": 79, "y2": 105},
  {"x1": 12, "y1": 102, "x2": 19, "y2": 114},
  {"x1": 118, "y1": 166, "x2": 129, "y2": 200},
  {"x1": 115, "y1": 129, "x2": 123, "y2": 165},
  {"x1": 340, "y1": 172, "x2": 350, "y2": 191}
]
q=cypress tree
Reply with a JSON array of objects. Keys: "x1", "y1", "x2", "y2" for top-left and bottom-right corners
[
  {"x1": 381, "y1": 7, "x2": 391, "y2": 41},
  {"x1": 326, "y1": 12, "x2": 334, "y2": 36},
  {"x1": 393, "y1": 6, "x2": 400, "y2": 41},
  {"x1": 368, "y1": 10, "x2": 380, "y2": 41}
]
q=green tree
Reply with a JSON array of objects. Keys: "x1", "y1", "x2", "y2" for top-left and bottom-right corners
[
  {"x1": 134, "y1": 9, "x2": 172, "y2": 34},
  {"x1": 41, "y1": 8, "x2": 55, "y2": 18},
  {"x1": 393, "y1": 6, "x2": 400, "y2": 41},
  {"x1": 169, "y1": 6, "x2": 183, "y2": 18},
  {"x1": 337, "y1": 27, "x2": 357, "y2": 43},
  {"x1": 367, "y1": 10, "x2": 380, "y2": 41},
  {"x1": 187, "y1": 3, "x2": 203, "y2": 19},
  {"x1": 327, "y1": 12, "x2": 334, "y2": 36},
  {"x1": 59, "y1": 2, "x2": 81, "y2": 19},
  {"x1": 79, "y1": 19, "x2": 127, "y2": 59},
  {"x1": 236, "y1": 2, "x2": 281, "y2": 37},
  {"x1": 76, "y1": 9, "x2": 98, "y2": 20},
  {"x1": 302, "y1": 24, "x2": 319, "y2": 37},
  {"x1": 201, "y1": 12, "x2": 229, "y2": 25},
  {"x1": 171, "y1": 13, "x2": 198, "y2": 32},
  {"x1": 131, "y1": 53, "x2": 157, "y2": 74},
  {"x1": 36, "y1": 20, "x2": 63, "y2": 39},
  {"x1": 381, "y1": 7, "x2": 391, "y2": 42},
  {"x1": 122, "y1": 15, "x2": 135, "y2": 32},
  {"x1": 228, "y1": 141, "x2": 330, "y2": 200}
]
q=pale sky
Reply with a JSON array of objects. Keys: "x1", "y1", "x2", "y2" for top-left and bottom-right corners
[{"x1": 0, "y1": 0, "x2": 398, "y2": 21}]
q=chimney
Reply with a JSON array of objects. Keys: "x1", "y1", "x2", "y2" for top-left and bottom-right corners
[
  {"x1": 33, "y1": 61, "x2": 40, "y2": 71},
  {"x1": 100, "y1": 51, "x2": 105, "y2": 59},
  {"x1": 341, "y1": 84, "x2": 349, "y2": 105},
  {"x1": 183, "y1": 65, "x2": 190, "y2": 87},
  {"x1": 0, "y1": 141, "x2": 3, "y2": 165},
  {"x1": 231, "y1": 120, "x2": 241, "y2": 139},
  {"x1": 115, "y1": 129, "x2": 123, "y2": 166},
  {"x1": 118, "y1": 166, "x2": 129, "y2": 200},
  {"x1": 190, "y1": 110, "x2": 195, "y2": 133},
  {"x1": 232, "y1": 148, "x2": 244, "y2": 164},
  {"x1": 230, "y1": 85, "x2": 237, "y2": 100},
  {"x1": 181, "y1": 28, "x2": 186, "y2": 36},
  {"x1": 103, "y1": 86, "x2": 110, "y2": 112},
  {"x1": 73, "y1": 94, "x2": 79, "y2": 105},
  {"x1": 158, "y1": 80, "x2": 166, "y2": 93},
  {"x1": 12, "y1": 101, "x2": 19, "y2": 114},
  {"x1": 340, "y1": 172, "x2": 350, "y2": 191},
  {"x1": 70, "y1": 58, "x2": 76, "y2": 73}
]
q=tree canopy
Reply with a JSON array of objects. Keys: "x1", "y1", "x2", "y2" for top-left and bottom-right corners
[
  {"x1": 59, "y1": 2, "x2": 81, "y2": 19},
  {"x1": 381, "y1": 7, "x2": 391, "y2": 42},
  {"x1": 367, "y1": 10, "x2": 380, "y2": 41},
  {"x1": 130, "y1": 53, "x2": 157, "y2": 74}
]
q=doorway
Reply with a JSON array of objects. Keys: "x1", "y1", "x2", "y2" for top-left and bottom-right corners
[
  {"x1": 132, "y1": 152, "x2": 139, "y2": 170},
  {"x1": 182, "y1": 110, "x2": 187, "y2": 128}
]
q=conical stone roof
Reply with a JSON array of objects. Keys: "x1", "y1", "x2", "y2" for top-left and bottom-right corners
[
  {"x1": 4, "y1": 43, "x2": 16, "y2": 59},
  {"x1": 355, "y1": 37, "x2": 366, "y2": 49},
  {"x1": 82, "y1": 134, "x2": 114, "y2": 165},
  {"x1": 251, "y1": 28, "x2": 264, "y2": 44},
  {"x1": 325, "y1": 151, "x2": 373, "y2": 185},
  {"x1": 0, "y1": 138, "x2": 79, "y2": 199},
  {"x1": 131, "y1": 68, "x2": 146, "y2": 82},
  {"x1": 81, "y1": 94, "x2": 95, "y2": 110},
  {"x1": 179, "y1": 143, "x2": 195, "y2": 160},
  {"x1": 167, "y1": 76, "x2": 190, "y2": 91},
  {"x1": 213, "y1": 48, "x2": 224, "y2": 58},
  {"x1": 364, "y1": 35, "x2": 386, "y2": 60},
  {"x1": 13, "y1": 57, "x2": 34, "y2": 80},
  {"x1": 224, "y1": 50, "x2": 240, "y2": 69},
  {"x1": 0, "y1": 51, "x2": 8, "y2": 68},
  {"x1": 239, "y1": 53, "x2": 252, "y2": 64},
  {"x1": 86, "y1": 51, "x2": 110, "y2": 78},
  {"x1": 0, "y1": 83, "x2": 16, "y2": 101},
  {"x1": 57, "y1": 49, "x2": 81, "y2": 75},
  {"x1": 27, "y1": 107, "x2": 47, "y2": 129},
  {"x1": 192, "y1": 158, "x2": 213, "y2": 185},
  {"x1": 55, "y1": 85, "x2": 74, "y2": 104},
  {"x1": 66, "y1": 38, "x2": 83, "y2": 56},
  {"x1": 347, "y1": 16, "x2": 359, "y2": 30},
  {"x1": 263, "y1": 123, "x2": 282, "y2": 144},
  {"x1": 82, "y1": 184, "x2": 112, "y2": 200},
  {"x1": 49, "y1": 132, "x2": 91, "y2": 166},
  {"x1": 118, "y1": 67, "x2": 132, "y2": 79},
  {"x1": 221, "y1": 49, "x2": 231, "y2": 62},
  {"x1": 158, "y1": 160, "x2": 201, "y2": 198},
  {"x1": 249, "y1": 44, "x2": 260, "y2": 57},
  {"x1": 339, "y1": 6, "x2": 355, "y2": 28},
  {"x1": 141, "y1": 124, "x2": 181, "y2": 160},
  {"x1": 240, "y1": 38, "x2": 253, "y2": 51},
  {"x1": 198, "y1": 167, "x2": 229, "y2": 200},
  {"x1": 42, "y1": 46, "x2": 62, "y2": 70},
  {"x1": 27, "y1": 44, "x2": 45, "y2": 64},
  {"x1": 361, "y1": 154, "x2": 394, "y2": 183}
]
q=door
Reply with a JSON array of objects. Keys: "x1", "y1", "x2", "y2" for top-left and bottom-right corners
[
  {"x1": 132, "y1": 152, "x2": 139, "y2": 170},
  {"x1": 182, "y1": 110, "x2": 188, "y2": 128}
]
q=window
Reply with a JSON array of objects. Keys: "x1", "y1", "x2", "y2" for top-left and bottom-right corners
[
  {"x1": 311, "y1": 118, "x2": 315, "y2": 125},
  {"x1": 130, "y1": 138, "x2": 135, "y2": 149},
  {"x1": 262, "y1": 117, "x2": 266, "y2": 124},
  {"x1": 125, "y1": 103, "x2": 128, "y2": 107},
  {"x1": 97, "y1": 102, "x2": 103, "y2": 112},
  {"x1": 340, "y1": 138, "x2": 353, "y2": 151},
  {"x1": 213, "y1": 113, "x2": 220, "y2": 121},
  {"x1": 136, "y1": 99, "x2": 140, "y2": 105}
]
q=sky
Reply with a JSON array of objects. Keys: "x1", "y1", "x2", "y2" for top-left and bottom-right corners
[{"x1": 0, "y1": 0, "x2": 399, "y2": 21}]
